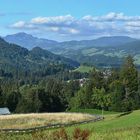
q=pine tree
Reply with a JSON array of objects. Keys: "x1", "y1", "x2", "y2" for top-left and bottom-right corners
[{"x1": 120, "y1": 56, "x2": 139, "y2": 111}]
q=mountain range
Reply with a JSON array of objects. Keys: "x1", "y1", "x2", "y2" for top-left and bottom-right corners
[
  {"x1": 4, "y1": 32, "x2": 137, "y2": 51},
  {"x1": 3, "y1": 32, "x2": 140, "y2": 68}
]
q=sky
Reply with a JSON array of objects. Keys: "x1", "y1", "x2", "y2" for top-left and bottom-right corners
[{"x1": 1, "y1": 0, "x2": 140, "y2": 41}]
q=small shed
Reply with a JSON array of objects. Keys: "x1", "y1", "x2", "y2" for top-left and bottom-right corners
[{"x1": 0, "y1": 108, "x2": 10, "y2": 115}]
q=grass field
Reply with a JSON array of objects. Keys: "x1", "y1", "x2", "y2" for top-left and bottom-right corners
[
  {"x1": 0, "y1": 113, "x2": 95, "y2": 129},
  {"x1": 0, "y1": 110, "x2": 140, "y2": 139},
  {"x1": 69, "y1": 108, "x2": 119, "y2": 115},
  {"x1": 66, "y1": 110, "x2": 140, "y2": 139},
  {"x1": 74, "y1": 65, "x2": 93, "y2": 73}
]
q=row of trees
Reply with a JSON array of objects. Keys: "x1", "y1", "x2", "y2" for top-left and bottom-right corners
[
  {"x1": 0, "y1": 56, "x2": 140, "y2": 113},
  {"x1": 0, "y1": 78, "x2": 80, "y2": 113},
  {"x1": 70, "y1": 56, "x2": 140, "y2": 112}
]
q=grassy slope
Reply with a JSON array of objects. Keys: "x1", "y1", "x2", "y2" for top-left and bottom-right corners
[
  {"x1": 0, "y1": 110, "x2": 140, "y2": 140},
  {"x1": 67, "y1": 110, "x2": 140, "y2": 132},
  {"x1": 69, "y1": 108, "x2": 118, "y2": 115},
  {"x1": 66, "y1": 110, "x2": 140, "y2": 139},
  {"x1": 74, "y1": 65, "x2": 93, "y2": 73}
]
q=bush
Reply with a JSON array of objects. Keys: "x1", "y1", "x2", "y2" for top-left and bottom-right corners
[
  {"x1": 52, "y1": 128, "x2": 69, "y2": 140},
  {"x1": 51, "y1": 128, "x2": 91, "y2": 140},
  {"x1": 73, "y1": 128, "x2": 90, "y2": 140}
]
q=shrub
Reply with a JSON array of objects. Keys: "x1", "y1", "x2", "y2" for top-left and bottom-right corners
[
  {"x1": 51, "y1": 128, "x2": 69, "y2": 140},
  {"x1": 73, "y1": 128, "x2": 90, "y2": 140}
]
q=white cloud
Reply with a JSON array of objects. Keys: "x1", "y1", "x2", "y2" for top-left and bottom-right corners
[
  {"x1": 69, "y1": 28, "x2": 79, "y2": 34},
  {"x1": 9, "y1": 13, "x2": 140, "y2": 40},
  {"x1": 11, "y1": 21, "x2": 26, "y2": 28},
  {"x1": 126, "y1": 21, "x2": 140, "y2": 27},
  {"x1": 83, "y1": 12, "x2": 140, "y2": 22},
  {"x1": 10, "y1": 21, "x2": 37, "y2": 30},
  {"x1": 31, "y1": 15, "x2": 74, "y2": 25}
]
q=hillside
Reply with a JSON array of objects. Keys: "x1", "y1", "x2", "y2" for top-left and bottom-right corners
[
  {"x1": 58, "y1": 40, "x2": 140, "y2": 67},
  {"x1": 66, "y1": 110, "x2": 140, "y2": 139},
  {"x1": 4, "y1": 33, "x2": 140, "y2": 68},
  {"x1": 0, "y1": 38, "x2": 79, "y2": 72}
]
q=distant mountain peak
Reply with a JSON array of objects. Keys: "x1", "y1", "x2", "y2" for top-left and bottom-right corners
[
  {"x1": 3, "y1": 33, "x2": 138, "y2": 53},
  {"x1": 6, "y1": 32, "x2": 38, "y2": 41},
  {"x1": 4, "y1": 33, "x2": 57, "y2": 50}
]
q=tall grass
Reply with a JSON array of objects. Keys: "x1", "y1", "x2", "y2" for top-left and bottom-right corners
[
  {"x1": 0, "y1": 113, "x2": 95, "y2": 129},
  {"x1": 0, "y1": 127, "x2": 140, "y2": 140},
  {"x1": 0, "y1": 128, "x2": 91, "y2": 140}
]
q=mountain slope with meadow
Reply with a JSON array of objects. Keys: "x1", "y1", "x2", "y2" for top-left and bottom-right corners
[{"x1": 4, "y1": 32, "x2": 140, "y2": 67}]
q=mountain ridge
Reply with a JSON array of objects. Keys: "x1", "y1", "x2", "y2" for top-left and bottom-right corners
[
  {"x1": 4, "y1": 32, "x2": 137, "y2": 51},
  {"x1": 0, "y1": 38, "x2": 79, "y2": 72},
  {"x1": 4, "y1": 32, "x2": 58, "y2": 50},
  {"x1": 3, "y1": 33, "x2": 140, "y2": 68}
]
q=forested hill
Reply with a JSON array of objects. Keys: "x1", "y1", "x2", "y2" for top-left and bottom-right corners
[
  {"x1": 29, "y1": 47, "x2": 79, "y2": 67},
  {"x1": 0, "y1": 38, "x2": 79, "y2": 72}
]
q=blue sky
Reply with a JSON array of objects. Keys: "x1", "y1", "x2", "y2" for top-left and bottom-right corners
[{"x1": 1, "y1": 0, "x2": 140, "y2": 41}]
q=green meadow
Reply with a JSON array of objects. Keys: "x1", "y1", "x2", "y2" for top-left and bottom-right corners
[
  {"x1": 74, "y1": 65, "x2": 93, "y2": 73},
  {"x1": 0, "y1": 110, "x2": 140, "y2": 140}
]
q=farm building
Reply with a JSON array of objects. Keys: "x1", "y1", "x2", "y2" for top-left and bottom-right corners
[{"x1": 0, "y1": 107, "x2": 10, "y2": 115}]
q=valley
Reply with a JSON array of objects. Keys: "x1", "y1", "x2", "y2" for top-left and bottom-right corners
[
  {"x1": 4, "y1": 33, "x2": 140, "y2": 68},
  {"x1": 1, "y1": 34, "x2": 140, "y2": 140},
  {"x1": 1, "y1": 0, "x2": 140, "y2": 139}
]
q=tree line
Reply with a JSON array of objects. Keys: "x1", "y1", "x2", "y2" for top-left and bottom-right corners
[{"x1": 0, "y1": 56, "x2": 140, "y2": 113}]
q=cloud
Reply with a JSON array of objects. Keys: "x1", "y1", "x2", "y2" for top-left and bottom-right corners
[
  {"x1": 82, "y1": 12, "x2": 140, "y2": 22},
  {"x1": 9, "y1": 13, "x2": 140, "y2": 40},
  {"x1": 126, "y1": 21, "x2": 140, "y2": 27},
  {"x1": 31, "y1": 15, "x2": 74, "y2": 25},
  {"x1": 11, "y1": 21, "x2": 26, "y2": 28},
  {"x1": 10, "y1": 21, "x2": 36, "y2": 30}
]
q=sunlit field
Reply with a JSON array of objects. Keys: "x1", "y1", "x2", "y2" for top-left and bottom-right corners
[{"x1": 0, "y1": 113, "x2": 95, "y2": 129}]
